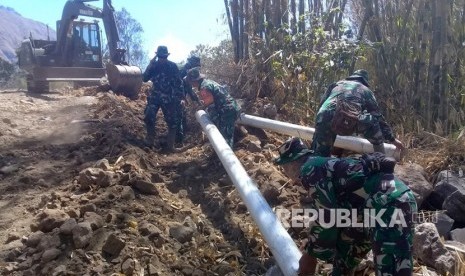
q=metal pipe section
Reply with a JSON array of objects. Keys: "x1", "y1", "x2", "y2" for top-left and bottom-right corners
[
  {"x1": 195, "y1": 110, "x2": 301, "y2": 276},
  {"x1": 238, "y1": 113, "x2": 400, "y2": 160}
]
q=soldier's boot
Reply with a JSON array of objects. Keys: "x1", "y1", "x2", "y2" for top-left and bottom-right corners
[
  {"x1": 373, "y1": 143, "x2": 385, "y2": 154},
  {"x1": 145, "y1": 126, "x2": 155, "y2": 148},
  {"x1": 165, "y1": 128, "x2": 180, "y2": 153}
]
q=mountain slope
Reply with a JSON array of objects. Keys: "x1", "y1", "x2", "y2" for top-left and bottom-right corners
[{"x1": 0, "y1": 6, "x2": 56, "y2": 63}]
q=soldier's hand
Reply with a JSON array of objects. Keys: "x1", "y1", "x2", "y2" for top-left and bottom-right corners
[
  {"x1": 392, "y1": 138, "x2": 406, "y2": 160},
  {"x1": 361, "y1": 152, "x2": 396, "y2": 174}
]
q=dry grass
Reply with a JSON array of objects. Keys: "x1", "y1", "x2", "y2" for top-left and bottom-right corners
[{"x1": 403, "y1": 131, "x2": 465, "y2": 181}]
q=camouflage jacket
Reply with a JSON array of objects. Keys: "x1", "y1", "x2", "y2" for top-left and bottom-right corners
[
  {"x1": 179, "y1": 63, "x2": 199, "y2": 102},
  {"x1": 300, "y1": 156, "x2": 410, "y2": 208},
  {"x1": 199, "y1": 79, "x2": 239, "y2": 114},
  {"x1": 143, "y1": 58, "x2": 183, "y2": 100},
  {"x1": 319, "y1": 80, "x2": 395, "y2": 142}
]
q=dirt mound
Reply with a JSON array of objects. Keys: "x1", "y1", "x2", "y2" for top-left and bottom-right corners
[{"x1": 0, "y1": 88, "x2": 308, "y2": 275}]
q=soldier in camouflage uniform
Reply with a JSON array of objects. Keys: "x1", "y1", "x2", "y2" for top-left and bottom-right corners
[
  {"x1": 275, "y1": 137, "x2": 417, "y2": 276},
  {"x1": 312, "y1": 70, "x2": 404, "y2": 157},
  {"x1": 176, "y1": 56, "x2": 201, "y2": 142},
  {"x1": 186, "y1": 67, "x2": 240, "y2": 147},
  {"x1": 142, "y1": 45, "x2": 184, "y2": 152}
]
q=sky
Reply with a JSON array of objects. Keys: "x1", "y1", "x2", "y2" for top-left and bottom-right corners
[{"x1": 1, "y1": 0, "x2": 230, "y2": 63}]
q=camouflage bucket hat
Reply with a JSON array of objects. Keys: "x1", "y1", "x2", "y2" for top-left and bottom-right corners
[
  {"x1": 186, "y1": 67, "x2": 205, "y2": 82},
  {"x1": 346, "y1": 69, "x2": 370, "y2": 87},
  {"x1": 274, "y1": 137, "x2": 313, "y2": 165},
  {"x1": 156, "y1": 45, "x2": 170, "y2": 57}
]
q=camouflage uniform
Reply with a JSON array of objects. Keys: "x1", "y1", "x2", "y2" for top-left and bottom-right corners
[
  {"x1": 177, "y1": 59, "x2": 200, "y2": 142},
  {"x1": 300, "y1": 156, "x2": 417, "y2": 276},
  {"x1": 143, "y1": 57, "x2": 183, "y2": 143},
  {"x1": 199, "y1": 79, "x2": 240, "y2": 147},
  {"x1": 311, "y1": 80, "x2": 396, "y2": 157}
]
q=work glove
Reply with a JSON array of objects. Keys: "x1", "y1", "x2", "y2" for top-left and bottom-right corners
[{"x1": 360, "y1": 152, "x2": 396, "y2": 175}]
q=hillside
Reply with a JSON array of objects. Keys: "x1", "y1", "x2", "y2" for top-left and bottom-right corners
[{"x1": 0, "y1": 6, "x2": 56, "y2": 63}]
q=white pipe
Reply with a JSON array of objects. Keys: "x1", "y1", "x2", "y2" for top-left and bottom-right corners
[
  {"x1": 238, "y1": 113, "x2": 400, "y2": 160},
  {"x1": 195, "y1": 110, "x2": 301, "y2": 276}
]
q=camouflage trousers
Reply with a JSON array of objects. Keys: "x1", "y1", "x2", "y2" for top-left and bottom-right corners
[
  {"x1": 208, "y1": 107, "x2": 238, "y2": 147},
  {"x1": 311, "y1": 109, "x2": 386, "y2": 157},
  {"x1": 144, "y1": 93, "x2": 182, "y2": 136},
  {"x1": 305, "y1": 176, "x2": 417, "y2": 275}
]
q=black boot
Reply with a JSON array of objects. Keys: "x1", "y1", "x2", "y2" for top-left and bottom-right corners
[
  {"x1": 165, "y1": 129, "x2": 179, "y2": 153},
  {"x1": 145, "y1": 126, "x2": 155, "y2": 148}
]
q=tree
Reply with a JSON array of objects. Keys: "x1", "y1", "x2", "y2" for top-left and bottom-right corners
[
  {"x1": 103, "y1": 8, "x2": 148, "y2": 68},
  {"x1": 0, "y1": 58, "x2": 15, "y2": 86}
]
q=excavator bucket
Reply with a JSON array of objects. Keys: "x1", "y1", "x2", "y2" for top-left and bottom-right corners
[{"x1": 106, "y1": 63, "x2": 143, "y2": 99}]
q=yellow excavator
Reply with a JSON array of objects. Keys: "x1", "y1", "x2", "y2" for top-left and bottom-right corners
[{"x1": 17, "y1": 0, "x2": 142, "y2": 99}]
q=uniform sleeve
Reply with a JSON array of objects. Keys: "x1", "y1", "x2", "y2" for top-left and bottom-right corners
[
  {"x1": 363, "y1": 90, "x2": 396, "y2": 142},
  {"x1": 184, "y1": 80, "x2": 199, "y2": 102},
  {"x1": 171, "y1": 63, "x2": 184, "y2": 100},
  {"x1": 142, "y1": 58, "x2": 156, "y2": 82}
]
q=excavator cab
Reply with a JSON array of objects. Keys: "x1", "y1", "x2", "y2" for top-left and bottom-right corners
[
  {"x1": 17, "y1": 0, "x2": 142, "y2": 99},
  {"x1": 67, "y1": 21, "x2": 102, "y2": 68}
]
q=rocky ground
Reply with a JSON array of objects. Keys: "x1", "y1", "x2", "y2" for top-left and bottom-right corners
[{"x1": 0, "y1": 85, "x2": 464, "y2": 276}]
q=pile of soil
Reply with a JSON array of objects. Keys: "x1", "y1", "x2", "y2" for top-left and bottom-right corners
[{"x1": 0, "y1": 87, "x2": 305, "y2": 275}]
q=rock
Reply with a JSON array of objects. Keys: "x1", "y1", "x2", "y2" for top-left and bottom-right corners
[
  {"x1": 0, "y1": 164, "x2": 19, "y2": 174},
  {"x1": 413, "y1": 223, "x2": 455, "y2": 275},
  {"x1": 132, "y1": 180, "x2": 159, "y2": 195},
  {"x1": 151, "y1": 172, "x2": 164, "y2": 183},
  {"x1": 138, "y1": 221, "x2": 162, "y2": 237},
  {"x1": 263, "y1": 103, "x2": 278, "y2": 119},
  {"x1": 433, "y1": 213, "x2": 454, "y2": 238},
  {"x1": 427, "y1": 170, "x2": 463, "y2": 210},
  {"x1": 85, "y1": 228, "x2": 111, "y2": 252},
  {"x1": 121, "y1": 186, "x2": 136, "y2": 200},
  {"x1": 121, "y1": 257, "x2": 143, "y2": 276},
  {"x1": 83, "y1": 212, "x2": 104, "y2": 230},
  {"x1": 169, "y1": 223, "x2": 195, "y2": 243},
  {"x1": 59, "y1": 218, "x2": 77, "y2": 235},
  {"x1": 37, "y1": 233, "x2": 61, "y2": 251},
  {"x1": 41, "y1": 248, "x2": 61, "y2": 263},
  {"x1": 94, "y1": 158, "x2": 111, "y2": 171},
  {"x1": 78, "y1": 167, "x2": 105, "y2": 189},
  {"x1": 80, "y1": 203, "x2": 97, "y2": 215},
  {"x1": 36, "y1": 209, "x2": 70, "y2": 233},
  {"x1": 443, "y1": 185, "x2": 465, "y2": 223},
  {"x1": 96, "y1": 170, "x2": 114, "y2": 187},
  {"x1": 262, "y1": 184, "x2": 280, "y2": 204},
  {"x1": 450, "y1": 228, "x2": 465, "y2": 244},
  {"x1": 25, "y1": 231, "x2": 45, "y2": 248},
  {"x1": 212, "y1": 264, "x2": 235, "y2": 275},
  {"x1": 72, "y1": 222, "x2": 93, "y2": 249},
  {"x1": 102, "y1": 233, "x2": 126, "y2": 257},
  {"x1": 395, "y1": 163, "x2": 432, "y2": 207},
  {"x1": 246, "y1": 139, "x2": 262, "y2": 153},
  {"x1": 5, "y1": 232, "x2": 21, "y2": 243}
]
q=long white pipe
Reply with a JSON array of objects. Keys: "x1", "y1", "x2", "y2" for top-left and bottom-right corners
[
  {"x1": 195, "y1": 110, "x2": 301, "y2": 276},
  {"x1": 238, "y1": 113, "x2": 400, "y2": 160}
]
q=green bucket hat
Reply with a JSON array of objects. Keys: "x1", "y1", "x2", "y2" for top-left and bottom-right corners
[
  {"x1": 156, "y1": 45, "x2": 170, "y2": 57},
  {"x1": 346, "y1": 69, "x2": 370, "y2": 87},
  {"x1": 186, "y1": 67, "x2": 204, "y2": 82},
  {"x1": 274, "y1": 137, "x2": 313, "y2": 165}
]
